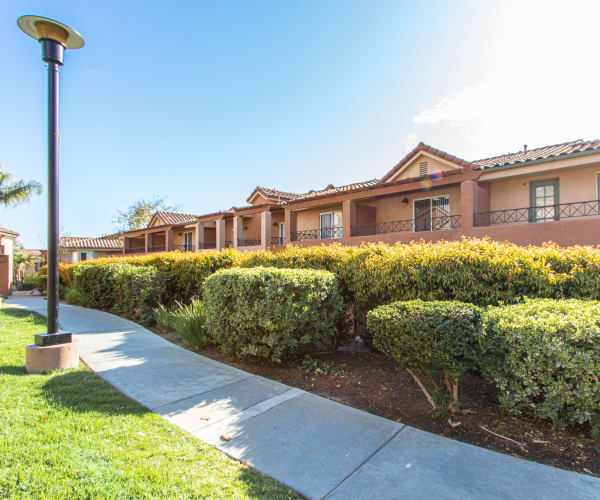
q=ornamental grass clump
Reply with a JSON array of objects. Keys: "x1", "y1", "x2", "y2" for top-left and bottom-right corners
[
  {"x1": 368, "y1": 300, "x2": 484, "y2": 413},
  {"x1": 481, "y1": 299, "x2": 600, "y2": 434},
  {"x1": 154, "y1": 299, "x2": 208, "y2": 348},
  {"x1": 202, "y1": 267, "x2": 345, "y2": 363}
]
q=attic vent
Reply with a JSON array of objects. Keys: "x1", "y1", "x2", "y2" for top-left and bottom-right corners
[{"x1": 419, "y1": 161, "x2": 428, "y2": 176}]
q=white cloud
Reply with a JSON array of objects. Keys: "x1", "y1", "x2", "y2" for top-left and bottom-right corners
[{"x1": 402, "y1": 132, "x2": 419, "y2": 152}]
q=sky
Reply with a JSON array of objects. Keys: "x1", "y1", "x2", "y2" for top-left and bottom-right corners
[{"x1": 1, "y1": 0, "x2": 599, "y2": 248}]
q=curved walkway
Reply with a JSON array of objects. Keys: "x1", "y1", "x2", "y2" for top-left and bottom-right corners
[{"x1": 8, "y1": 297, "x2": 599, "y2": 500}]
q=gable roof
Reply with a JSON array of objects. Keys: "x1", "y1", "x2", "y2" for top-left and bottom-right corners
[
  {"x1": 246, "y1": 186, "x2": 301, "y2": 204},
  {"x1": 472, "y1": 139, "x2": 600, "y2": 169},
  {"x1": 149, "y1": 211, "x2": 201, "y2": 227},
  {"x1": 60, "y1": 236, "x2": 123, "y2": 250},
  {"x1": 19, "y1": 249, "x2": 46, "y2": 258},
  {"x1": 0, "y1": 226, "x2": 19, "y2": 237},
  {"x1": 380, "y1": 142, "x2": 473, "y2": 184},
  {"x1": 295, "y1": 180, "x2": 379, "y2": 201}
]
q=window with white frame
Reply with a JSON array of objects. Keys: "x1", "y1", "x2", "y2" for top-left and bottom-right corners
[
  {"x1": 319, "y1": 211, "x2": 342, "y2": 239},
  {"x1": 183, "y1": 231, "x2": 193, "y2": 250}
]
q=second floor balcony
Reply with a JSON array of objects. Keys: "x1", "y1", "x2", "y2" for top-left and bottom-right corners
[{"x1": 291, "y1": 226, "x2": 343, "y2": 241}]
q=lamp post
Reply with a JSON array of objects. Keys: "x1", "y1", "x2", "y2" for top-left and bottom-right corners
[{"x1": 18, "y1": 15, "x2": 84, "y2": 372}]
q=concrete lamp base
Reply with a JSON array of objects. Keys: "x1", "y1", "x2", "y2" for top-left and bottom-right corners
[{"x1": 25, "y1": 340, "x2": 79, "y2": 374}]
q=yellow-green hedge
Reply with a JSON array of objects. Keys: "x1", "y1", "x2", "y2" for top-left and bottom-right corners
[{"x1": 49, "y1": 239, "x2": 600, "y2": 314}]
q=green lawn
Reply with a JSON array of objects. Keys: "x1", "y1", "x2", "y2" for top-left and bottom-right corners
[{"x1": 0, "y1": 308, "x2": 299, "y2": 499}]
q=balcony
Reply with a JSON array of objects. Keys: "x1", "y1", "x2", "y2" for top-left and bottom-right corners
[
  {"x1": 172, "y1": 245, "x2": 195, "y2": 252},
  {"x1": 473, "y1": 200, "x2": 600, "y2": 227},
  {"x1": 271, "y1": 236, "x2": 286, "y2": 246},
  {"x1": 291, "y1": 227, "x2": 343, "y2": 242},
  {"x1": 198, "y1": 241, "x2": 217, "y2": 250},
  {"x1": 237, "y1": 238, "x2": 261, "y2": 247},
  {"x1": 352, "y1": 214, "x2": 461, "y2": 236},
  {"x1": 124, "y1": 247, "x2": 145, "y2": 255},
  {"x1": 147, "y1": 245, "x2": 166, "y2": 253}
]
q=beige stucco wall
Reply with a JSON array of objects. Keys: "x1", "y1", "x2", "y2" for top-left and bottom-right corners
[
  {"x1": 296, "y1": 204, "x2": 344, "y2": 231},
  {"x1": 488, "y1": 165, "x2": 600, "y2": 211},
  {"x1": 357, "y1": 186, "x2": 462, "y2": 223},
  {"x1": 389, "y1": 153, "x2": 461, "y2": 181}
]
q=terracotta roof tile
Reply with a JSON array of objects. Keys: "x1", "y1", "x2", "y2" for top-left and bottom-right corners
[
  {"x1": 19, "y1": 249, "x2": 46, "y2": 258},
  {"x1": 151, "y1": 211, "x2": 202, "y2": 226},
  {"x1": 247, "y1": 186, "x2": 301, "y2": 203},
  {"x1": 60, "y1": 236, "x2": 123, "y2": 250},
  {"x1": 473, "y1": 139, "x2": 600, "y2": 169},
  {"x1": 296, "y1": 179, "x2": 379, "y2": 200},
  {"x1": 0, "y1": 226, "x2": 19, "y2": 237}
]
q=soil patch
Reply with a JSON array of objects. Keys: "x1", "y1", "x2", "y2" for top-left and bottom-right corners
[{"x1": 151, "y1": 327, "x2": 599, "y2": 477}]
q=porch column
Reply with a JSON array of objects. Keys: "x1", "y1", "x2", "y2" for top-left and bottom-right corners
[
  {"x1": 122, "y1": 237, "x2": 127, "y2": 255},
  {"x1": 260, "y1": 211, "x2": 272, "y2": 250},
  {"x1": 461, "y1": 180, "x2": 485, "y2": 232},
  {"x1": 233, "y1": 216, "x2": 243, "y2": 249},
  {"x1": 144, "y1": 233, "x2": 149, "y2": 254},
  {"x1": 285, "y1": 208, "x2": 297, "y2": 244},
  {"x1": 216, "y1": 219, "x2": 226, "y2": 251},
  {"x1": 166, "y1": 230, "x2": 174, "y2": 251},
  {"x1": 342, "y1": 199, "x2": 357, "y2": 240},
  {"x1": 195, "y1": 222, "x2": 204, "y2": 252}
]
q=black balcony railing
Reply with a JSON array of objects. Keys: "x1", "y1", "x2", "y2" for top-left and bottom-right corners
[
  {"x1": 198, "y1": 241, "x2": 217, "y2": 250},
  {"x1": 238, "y1": 238, "x2": 261, "y2": 247},
  {"x1": 473, "y1": 200, "x2": 600, "y2": 227},
  {"x1": 124, "y1": 247, "x2": 145, "y2": 254},
  {"x1": 271, "y1": 236, "x2": 286, "y2": 246},
  {"x1": 172, "y1": 245, "x2": 195, "y2": 252},
  {"x1": 352, "y1": 215, "x2": 461, "y2": 236},
  {"x1": 291, "y1": 227, "x2": 343, "y2": 241},
  {"x1": 148, "y1": 245, "x2": 166, "y2": 253}
]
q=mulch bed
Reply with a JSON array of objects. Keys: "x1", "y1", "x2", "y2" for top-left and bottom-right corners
[{"x1": 152, "y1": 327, "x2": 599, "y2": 477}]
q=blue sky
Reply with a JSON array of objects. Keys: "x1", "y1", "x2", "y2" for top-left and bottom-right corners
[{"x1": 2, "y1": 0, "x2": 599, "y2": 247}]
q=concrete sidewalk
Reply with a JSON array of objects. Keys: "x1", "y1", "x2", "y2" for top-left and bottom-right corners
[{"x1": 8, "y1": 297, "x2": 599, "y2": 500}]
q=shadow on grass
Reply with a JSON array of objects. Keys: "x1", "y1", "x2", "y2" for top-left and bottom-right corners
[
  {"x1": 1, "y1": 307, "x2": 47, "y2": 327},
  {"x1": 0, "y1": 365, "x2": 28, "y2": 376},
  {"x1": 41, "y1": 369, "x2": 150, "y2": 416}
]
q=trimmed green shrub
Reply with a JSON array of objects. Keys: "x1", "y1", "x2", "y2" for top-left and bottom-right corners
[
  {"x1": 368, "y1": 300, "x2": 484, "y2": 412},
  {"x1": 202, "y1": 267, "x2": 345, "y2": 363},
  {"x1": 22, "y1": 273, "x2": 40, "y2": 291},
  {"x1": 73, "y1": 264, "x2": 120, "y2": 309},
  {"x1": 154, "y1": 300, "x2": 208, "y2": 347},
  {"x1": 64, "y1": 287, "x2": 88, "y2": 307},
  {"x1": 481, "y1": 299, "x2": 600, "y2": 432},
  {"x1": 111, "y1": 264, "x2": 166, "y2": 325}
]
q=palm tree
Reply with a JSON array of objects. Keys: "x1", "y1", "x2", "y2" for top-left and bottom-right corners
[{"x1": 0, "y1": 165, "x2": 42, "y2": 206}]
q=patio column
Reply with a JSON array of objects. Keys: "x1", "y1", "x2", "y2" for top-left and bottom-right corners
[
  {"x1": 144, "y1": 233, "x2": 149, "y2": 254},
  {"x1": 122, "y1": 237, "x2": 127, "y2": 255},
  {"x1": 216, "y1": 219, "x2": 226, "y2": 251},
  {"x1": 233, "y1": 216, "x2": 243, "y2": 249},
  {"x1": 195, "y1": 222, "x2": 204, "y2": 252},
  {"x1": 260, "y1": 211, "x2": 271, "y2": 250},
  {"x1": 285, "y1": 208, "x2": 297, "y2": 244},
  {"x1": 342, "y1": 199, "x2": 356, "y2": 240},
  {"x1": 166, "y1": 229, "x2": 174, "y2": 251},
  {"x1": 461, "y1": 180, "x2": 490, "y2": 232}
]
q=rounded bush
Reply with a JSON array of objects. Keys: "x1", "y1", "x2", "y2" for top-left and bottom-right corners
[
  {"x1": 481, "y1": 299, "x2": 600, "y2": 431},
  {"x1": 202, "y1": 266, "x2": 345, "y2": 363},
  {"x1": 64, "y1": 287, "x2": 88, "y2": 307}
]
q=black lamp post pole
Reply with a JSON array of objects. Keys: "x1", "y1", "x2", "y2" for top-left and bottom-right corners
[{"x1": 42, "y1": 38, "x2": 63, "y2": 334}]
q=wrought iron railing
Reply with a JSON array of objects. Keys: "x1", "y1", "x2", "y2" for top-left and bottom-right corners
[
  {"x1": 148, "y1": 245, "x2": 166, "y2": 253},
  {"x1": 198, "y1": 241, "x2": 216, "y2": 250},
  {"x1": 352, "y1": 215, "x2": 461, "y2": 236},
  {"x1": 291, "y1": 227, "x2": 343, "y2": 241},
  {"x1": 172, "y1": 245, "x2": 195, "y2": 252},
  {"x1": 473, "y1": 200, "x2": 600, "y2": 227},
  {"x1": 237, "y1": 238, "x2": 261, "y2": 247},
  {"x1": 271, "y1": 236, "x2": 286, "y2": 246},
  {"x1": 124, "y1": 247, "x2": 145, "y2": 254}
]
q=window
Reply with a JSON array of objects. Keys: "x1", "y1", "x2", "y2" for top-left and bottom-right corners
[
  {"x1": 530, "y1": 179, "x2": 559, "y2": 222},
  {"x1": 419, "y1": 161, "x2": 428, "y2": 176},
  {"x1": 279, "y1": 223, "x2": 286, "y2": 245},
  {"x1": 319, "y1": 211, "x2": 342, "y2": 239},
  {"x1": 414, "y1": 196, "x2": 450, "y2": 232},
  {"x1": 183, "y1": 232, "x2": 193, "y2": 251},
  {"x1": 80, "y1": 252, "x2": 87, "y2": 261}
]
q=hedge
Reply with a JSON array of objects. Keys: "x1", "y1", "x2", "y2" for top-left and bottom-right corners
[
  {"x1": 50, "y1": 238, "x2": 600, "y2": 314},
  {"x1": 368, "y1": 300, "x2": 484, "y2": 412},
  {"x1": 481, "y1": 299, "x2": 600, "y2": 432},
  {"x1": 72, "y1": 263, "x2": 166, "y2": 325},
  {"x1": 202, "y1": 267, "x2": 345, "y2": 363}
]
